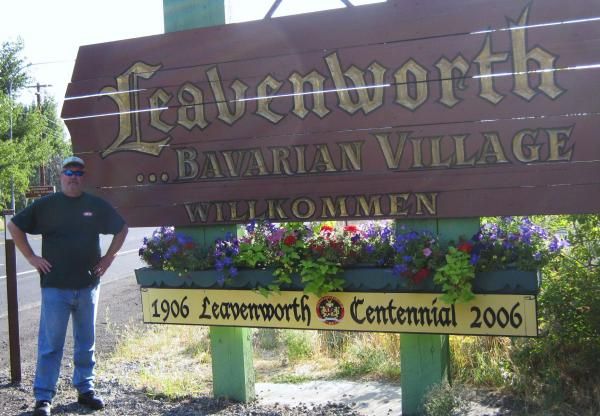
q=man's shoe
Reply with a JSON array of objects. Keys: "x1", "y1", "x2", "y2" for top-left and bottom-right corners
[
  {"x1": 32, "y1": 400, "x2": 51, "y2": 416},
  {"x1": 77, "y1": 390, "x2": 105, "y2": 410}
]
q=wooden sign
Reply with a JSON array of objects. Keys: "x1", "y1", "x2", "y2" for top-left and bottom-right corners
[
  {"x1": 140, "y1": 288, "x2": 538, "y2": 337},
  {"x1": 62, "y1": 0, "x2": 600, "y2": 226},
  {"x1": 25, "y1": 185, "x2": 55, "y2": 199}
]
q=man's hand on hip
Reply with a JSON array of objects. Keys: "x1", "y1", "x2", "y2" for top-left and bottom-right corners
[
  {"x1": 27, "y1": 255, "x2": 52, "y2": 274},
  {"x1": 93, "y1": 255, "x2": 115, "y2": 277}
]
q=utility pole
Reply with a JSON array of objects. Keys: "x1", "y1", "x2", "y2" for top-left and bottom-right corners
[{"x1": 35, "y1": 83, "x2": 52, "y2": 185}]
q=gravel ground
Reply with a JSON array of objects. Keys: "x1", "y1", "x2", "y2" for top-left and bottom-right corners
[{"x1": 0, "y1": 367, "x2": 362, "y2": 416}]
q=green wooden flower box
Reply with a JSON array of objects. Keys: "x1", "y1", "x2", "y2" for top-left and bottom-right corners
[{"x1": 135, "y1": 266, "x2": 540, "y2": 294}]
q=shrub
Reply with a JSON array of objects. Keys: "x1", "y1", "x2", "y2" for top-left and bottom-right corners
[
  {"x1": 422, "y1": 382, "x2": 471, "y2": 416},
  {"x1": 509, "y1": 215, "x2": 600, "y2": 413},
  {"x1": 283, "y1": 330, "x2": 314, "y2": 362}
]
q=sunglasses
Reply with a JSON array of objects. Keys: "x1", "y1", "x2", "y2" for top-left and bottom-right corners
[{"x1": 63, "y1": 169, "x2": 85, "y2": 177}]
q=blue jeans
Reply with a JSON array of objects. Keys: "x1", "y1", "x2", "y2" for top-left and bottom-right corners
[{"x1": 34, "y1": 285, "x2": 100, "y2": 402}]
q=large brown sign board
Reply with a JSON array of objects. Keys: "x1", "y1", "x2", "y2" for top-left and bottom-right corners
[{"x1": 62, "y1": 0, "x2": 600, "y2": 226}]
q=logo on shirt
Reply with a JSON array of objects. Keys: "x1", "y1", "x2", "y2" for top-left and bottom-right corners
[{"x1": 83, "y1": 211, "x2": 94, "y2": 217}]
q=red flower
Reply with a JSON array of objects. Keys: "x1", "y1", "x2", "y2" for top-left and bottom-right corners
[
  {"x1": 343, "y1": 225, "x2": 359, "y2": 234},
  {"x1": 457, "y1": 241, "x2": 473, "y2": 254},
  {"x1": 320, "y1": 225, "x2": 334, "y2": 233},
  {"x1": 283, "y1": 235, "x2": 297, "y2": 246},
  {"x1": 411, "y1": 268, "x2": 430, "y2": 284}
]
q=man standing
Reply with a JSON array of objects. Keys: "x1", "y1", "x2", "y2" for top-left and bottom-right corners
[{"x1": 7, "y1": 156, "x2": 128, "y2": 416}]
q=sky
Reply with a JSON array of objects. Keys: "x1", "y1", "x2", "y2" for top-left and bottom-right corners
[{"x1": 0, "y1": 0, "x2": 383, "y2": 115}]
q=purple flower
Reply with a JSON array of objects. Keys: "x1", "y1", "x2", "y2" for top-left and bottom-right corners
[
  {"x1": 423, "y1": 247, "x2": 432, "y2": 257},
  {"x1": 393, "y1": 264, "x2": 408, "y2": 276}
]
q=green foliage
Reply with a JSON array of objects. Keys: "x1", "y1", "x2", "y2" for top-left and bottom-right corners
[
  {"x1": 253, "y1": 328, "x2": 282, "y2": 351},
  {"x1": 0, "y1": 39, "x2": 30, "y2": 95},
  {"x1": 337, "y1": 333, "x2": 400, "y2": 380},
  {"x1": 450, "y1": 337, "x2": 511, "y2": 387},
  {"x1": 283, "y1": 330, "x2": 313, "y2": 362},
  {"x1": 509, "y1": 214, "x2": 600, "y2": 412},
  {"x1": 300, "y1": 257, "x2": 344, "y2": 297},
  {"x1": 422, "y1": 382, "x2": 471, "y2": 416},
  {"x1": 0, "y1": 39, "x2": 67, "y2": 210},
  {"x1": 434, "y1": 247, "x2": 475, "y2": 304}
]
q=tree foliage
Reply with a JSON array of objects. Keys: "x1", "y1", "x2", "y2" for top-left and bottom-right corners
[
  {"x1": 510, "y1": 214, "x2": 600, "y2": 412},
  {"x1": 0, "y1": 39, "x2": 30, "y2": 95},
  {"x1": 0, "y1": 40, "x2": 68, "y2": 210}
]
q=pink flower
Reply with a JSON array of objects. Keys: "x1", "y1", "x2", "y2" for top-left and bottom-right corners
[{"x1": 423, "y1": 247, "x2": 432, "y2": 257}]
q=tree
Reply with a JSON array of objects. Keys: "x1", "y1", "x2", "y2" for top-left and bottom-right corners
[
  {"x1": 0, "y1": 40, "x2": 68, "y2": 210},
  {"x1": 0, "y1": 39, "x2": 30, "y2": 95}
]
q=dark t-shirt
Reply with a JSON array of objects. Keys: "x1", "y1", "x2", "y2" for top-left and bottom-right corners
[{"x1": 11, "y1": 192, "x2": 125, "y2": 289}]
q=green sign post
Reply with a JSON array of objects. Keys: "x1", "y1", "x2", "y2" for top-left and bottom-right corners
[{"x1": 163, "y1": 0, "x2": 255, "y2": 402}]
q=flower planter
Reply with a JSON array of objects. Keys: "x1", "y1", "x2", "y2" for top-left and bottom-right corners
[
  {"x1": 135, "y1": 266, "x2": 540, "y2": 295},
  {"x1": 135, "y1": 267, "x2": 278, "y2": 289},
  {"x1": 472, "y1": 269, "x2": 540, "y2": 295}
]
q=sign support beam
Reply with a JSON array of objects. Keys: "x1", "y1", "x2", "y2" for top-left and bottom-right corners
[
  {"x1": 163, "y1": 0, "x2": 255, "y2": 403},
  {"x1": 398, "y1": 218, "x2": 479, "y2": 415}
]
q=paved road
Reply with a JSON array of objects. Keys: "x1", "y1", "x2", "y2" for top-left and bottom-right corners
[{"x1": 0, "y1": 227, "x2": 154, "y2": 318}]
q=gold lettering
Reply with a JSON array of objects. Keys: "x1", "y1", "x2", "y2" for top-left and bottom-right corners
[
  {"x1": 411, "y1": 137, "x2": 425, "y2": 168},
  {"x1": 292, "y1": 197, "x2": 316, "y2": 219},
  {"x1": 256, "y1": 74, "x2": 284, "y2": 123},
  {"x1": 288, "y1": 70, "x2": 330, "y2": 118},
  {"x1": 214, "y1": 202, "x2": 224, "y2": 222},
  {"x1": 389, "y1": 194, "x2": 410, "y2": 216},
  {"x1": 394, "y1": 59, "x2": 429, "y2": 111},
  {"x1": 320, "y1": 196, "x2": 349, "y2": 218},
  {"x1": 510, "y1": 6, "x2": 564, "y2": 100},
  {"x1": 149, "y1": 88, "x2": 173, "y2": 133},
  {"x1": 175, "y1": 148, "x2": 198, "y2": 180},
  {"x1": 325, "y1": 52, "x2": 385, "y2": 114},
  {"x1": 453, "y1": 135, "x2": 477, "y2": 166},
  {"x1": 435, "y1": 55, "x2": 470, "y2": 108},
  {"x1": 244, "y1": 149, "x2": 269, "y2": 176},
  {"x1": 512, "y1": 129, "x2": 541, "y2": 163},
  {"x1": 177, "y1": 82, "x2": 209, "y2": 130},
  {"x1": 477, "y1": 133, "x2": 510, "y2": 165},
  {"x1": 339, "y1": 141, "x2": 363, "y2": 171},
  {"x1": 184, "y1": 202, "x2": 209, "y2": 222},
  {"x1": 247, "y1": 200, "x2": 261, "y2": 220},
  {"x1": 199, "y1": 152, "x2": 224, "y2": 178},
  {"x1": 221, "y1": 150, "x2": 243, "y2": 177},
  {"x1": 374, "y1": 132, "x2": 409, "y2": 169},
  {"x1": 356, "y1": 195, "x2": 383, "y2": 217},
  {"x1": 430, "y1": 136, "x2": 452, "y2": 168},
  {"x1": 268, "y1": 199, "x2": 288, "y2": 220},
  {"x1": 416, "y1": 193, "x2": 438, "y2": 215},
  {"x1": 206, "y1": 67, "x2": 248, "y2": 125},
  {"x1": 310, "y1": 144, "x2": 337, "y2": 173},
  {"x1": 474, "y1": 35, "x2": 508, "y2": 104},
  {"x1": 271, "y1": 147, "x2": 293, "y2": 175},
  {"x1": 546, "y1": 127, "x2": 574, "y2": 161},
  {"x1": 229, "y1": 201, "x2": 248, "y2": 221},
  {"x1": 294, "y1": 145, "x2": 307, "y2": 174},
  {"x1": 101, "y1": 62, "x2": 171, "y2": 157}
]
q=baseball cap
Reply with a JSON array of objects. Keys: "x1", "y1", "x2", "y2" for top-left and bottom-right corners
[{"x1": 62, "y1": 156, "x2": 85, "y2": 168}]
